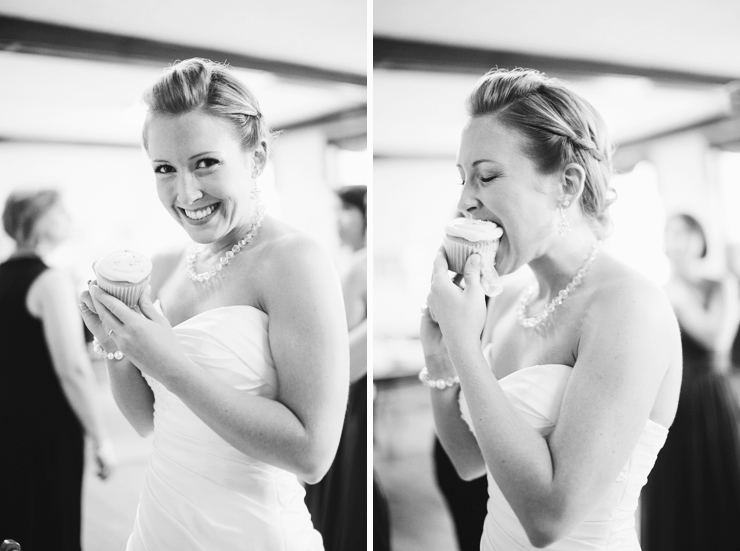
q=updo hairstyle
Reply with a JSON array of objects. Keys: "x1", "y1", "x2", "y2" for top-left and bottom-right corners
[
  {"x1": 2, "y1": 188, "x2": 62, "y2": 246},
  {"x1": 142, "y1": 58, "x2": 274, "y2": 156},
  {"x1": 467, "y1": 68, "x2": 616, "y2": 234},
  {"x1": 336, "y1": 185, "x2": 368, "y2": 230}
]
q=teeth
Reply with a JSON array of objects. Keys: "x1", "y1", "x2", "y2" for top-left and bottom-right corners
[{"x1": 183, "y1": 204, "x2": 216, "y2": 220}]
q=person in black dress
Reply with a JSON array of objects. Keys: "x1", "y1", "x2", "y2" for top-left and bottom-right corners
[
  {"x1": 305, "y1": 185, "x2": 368, "y2": 550},
  {"x1": 0, "y1": 188, "x2": 114, "y2": 551},
  {"x1": 640, "y1": 213, "x2": 740, "y2": 550}
]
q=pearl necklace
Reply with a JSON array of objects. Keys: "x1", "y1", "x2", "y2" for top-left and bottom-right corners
[
  {"x1": 517, "y1": 241, "x2": 602, "y2": 328},
  {"x1": 186, "y1": 203, "x2": 266, "y2": 283}
]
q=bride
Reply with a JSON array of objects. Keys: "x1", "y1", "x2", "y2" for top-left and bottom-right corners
[
  {"x1": 422, "y1": 68, "x2": 682, "y2": 550},
  {"x1": 79, "y1": 58, "x2": 348, "y2": 550}
]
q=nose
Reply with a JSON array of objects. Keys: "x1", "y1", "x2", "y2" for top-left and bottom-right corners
[
  {"x1": 457, "y1": 182, "x2": 480, "y2": 217},
  {"x1": 176, "y1": 172, "x2": 203, "y2": 205}
]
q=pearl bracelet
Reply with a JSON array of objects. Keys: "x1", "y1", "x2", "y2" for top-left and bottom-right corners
[
  {"x1": 92, "y1": 338, "x2": 124, "y2": 361},
  {"x1": 419, "y1": 367, "x2": 459, "y2": 390}
]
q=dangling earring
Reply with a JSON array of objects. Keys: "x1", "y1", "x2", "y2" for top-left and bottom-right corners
[
  {"x1": 250, "y1": 180, "x2": 261, "y2": 202},
  {"x1": 558, "y1": 201, "x2": 571, "y2": 236}
]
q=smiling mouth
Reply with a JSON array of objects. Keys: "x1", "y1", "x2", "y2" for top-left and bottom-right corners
[{"x1": 179, "y1": 202, "x2": 221, "y2": 222}]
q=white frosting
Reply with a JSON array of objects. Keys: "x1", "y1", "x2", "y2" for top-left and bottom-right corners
[
  {"x1": 95, "y1": 249, "x2": 152, "y2": 283},
  {"x1": 445, "y1": 218, "x2": 503, "y2": 242}
]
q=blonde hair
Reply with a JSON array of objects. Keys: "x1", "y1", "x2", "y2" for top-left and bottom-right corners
[
  {"x1": 468, "y1": 68, "x2": 616, "y2": 234},
  {"x1": 2, "y1": 188, "x2": 62, "y2": 246},
  {"x1": 142, "y1": 58, "x2": 274, "y2": 154}
]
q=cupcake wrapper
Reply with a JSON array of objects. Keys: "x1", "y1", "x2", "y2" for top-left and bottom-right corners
[
  {"x1": 97, "y1": 276, "x2": 150, "y2": 309},
  {"x1": 443, "y1": 235, "x2": 501, "y2": 297}
]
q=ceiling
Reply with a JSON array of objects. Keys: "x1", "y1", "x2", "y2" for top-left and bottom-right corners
[
  {"x1": 375, "y1": 0, "x2": 740, "y2": 79},
  {"x1": 1, "y1": 0, "x2": 366, "y2": 75},
  {"x1": 0, "y1": 0, "x2": 367, "y2": 146},
  {"x1": 373, "y1": 0, "x2": 740, "y2": 157}
]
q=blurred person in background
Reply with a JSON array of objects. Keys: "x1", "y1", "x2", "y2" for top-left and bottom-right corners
[
  {"x1": 0, "y1": 188, "x2": 114, "y2": 551},
  {"x1": 640, "y1": 213, "x2": 740, "y2": 551},
  {"x1": 421, "y1": 68, "x2": 682, "y2": 550},
  {"x1": 305, "y1": 184, "x2": 367, "y2": 551},
  {"x1": 79, "y1": 58, "x2": 348, "y2": 550},
  {"x1": 727, "y1": 242, "x2": 740, "y2": 371}
]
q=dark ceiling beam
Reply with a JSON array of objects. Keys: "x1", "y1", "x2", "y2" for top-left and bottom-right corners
[
  {"x1": 374, "y1": 36, "x2": 739, "y2": 86},
  {"x1": 0, "y1": 15, "x2": 366, "y2": 86}
]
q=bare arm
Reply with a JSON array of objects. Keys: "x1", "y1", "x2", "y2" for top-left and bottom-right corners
[
  {"x1": 429, "y1": 255, "x2": 681, "y2": 547},
  {"x1": 420, "y1": 308, "x2": 486, "y2": 480},
  {"x1": 80, "y1": 283, "x2": 154, "y2": 437},
  {"x1": 91, "y1": 235, "x2": 350, "y2": 483},
  {"x1": 30, "y1": 270, "x2": 112, "y2": 465}
]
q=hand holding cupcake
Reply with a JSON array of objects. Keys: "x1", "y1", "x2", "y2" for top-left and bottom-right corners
[
  {"x1": 443, "y1": 218, "x2": 503, "y2": 296},
  {"x1": 93, "y1": 249, "x2": 153, "y2": 309}
]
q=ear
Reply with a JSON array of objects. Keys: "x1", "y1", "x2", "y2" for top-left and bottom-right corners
[
  {"x1": 560, "y1": 163, "x2": 586, "y2": 207},
  {"x1": 251, "y1": 143, "x2": 267, "y2": 178}
]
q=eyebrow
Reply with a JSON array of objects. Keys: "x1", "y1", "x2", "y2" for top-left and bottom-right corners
[
  {"x1": 151, "y1": 151, "x2": 219, "y2": 163},
  {"x1": 456, "y1": 159, "x2": 500, "y2": 168}
]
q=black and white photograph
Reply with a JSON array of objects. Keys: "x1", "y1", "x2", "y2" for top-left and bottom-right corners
[
  {"x1": 0, "y1": 1, "x2": 366, "y2": 550},
  {"x1": 373, "y1": 2, "x2": 740, "y2": 551}
]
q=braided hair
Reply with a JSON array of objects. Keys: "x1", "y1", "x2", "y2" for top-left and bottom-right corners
[{"x1": 467, "y1": 68, "x2": 616, "y2": 235}]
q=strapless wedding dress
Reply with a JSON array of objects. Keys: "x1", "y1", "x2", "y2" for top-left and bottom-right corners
[
  {"x1": 125, "y1": 305, "x2": 323, "y2": 551},
  {"x1": 459, "y1": 364, "x2": 668, "y2": 551}
]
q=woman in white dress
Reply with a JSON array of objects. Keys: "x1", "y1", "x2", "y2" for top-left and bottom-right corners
[
  {"x1": 78, "y1": 58, "x2": 348, "y2": 550},
  {"x1": 421, "y1": 68, "x2": 682, "y2": 550}
]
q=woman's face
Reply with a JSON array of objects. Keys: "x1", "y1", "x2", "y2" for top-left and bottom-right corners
[
  {"x1": 456, "y1": 115, "x2": 560, "y2": 275},
  {"x1": 336, "y1": 202, "x2": 365, "y2": 249},
  {"x1": 665, "y1": 217, "x2": 704, "y2": 267},
  {"x1": 34, "y1": 202, "x2": 71, "y2": 249},
  {"x1": 146, "y1": 110, "x2": 261, "y2": 248}
]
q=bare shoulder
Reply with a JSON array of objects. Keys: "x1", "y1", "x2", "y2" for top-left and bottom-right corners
[
  {"x1": 28, "y1": 267, "x2": 75, "y2": 317},
  {"x1": 256, "y1": 219, "x2": 336, "y2": 294},
  {"x1": 32, "y1": 267, "x2": 75, "y2": 297},
  {"x1": 583, "y1": 256, "x2": 680, "y2": 359},
  {"x1": 261, "y1": 220, "x2": 331, "y2": 267}
]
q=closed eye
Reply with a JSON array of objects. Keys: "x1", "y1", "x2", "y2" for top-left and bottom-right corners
[{"x1": 480, "y1": 175, "x2": 499, "y2": 183}]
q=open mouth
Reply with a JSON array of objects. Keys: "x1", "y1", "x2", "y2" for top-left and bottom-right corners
[{"x1": 179, "y1": 202, "x2": 221, "y2": 224}]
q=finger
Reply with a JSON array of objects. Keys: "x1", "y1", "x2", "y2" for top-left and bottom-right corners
[
  {"x1": 463, "y1": 254, "x2": 483, "y2": 289},
  {"x1": 80, "y1": 290, "x2": 97, "y2": 315},
  {"x1": 138, "y1": 285, "x2": 166, "y2": 323},
  {"x1": 432, "y1": 247, "x2": 451, "y2": 280},
  {"x1": 89, "y1": 286, "x2": 126, "y2": 330}
]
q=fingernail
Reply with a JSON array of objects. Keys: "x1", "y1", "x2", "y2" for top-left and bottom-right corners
[
  {"x1": 471, "y1": 254, "x2": 480, "y2": 266},
  {"x1": 79, "y1": 303, "x2": 85, "y2": 310}
]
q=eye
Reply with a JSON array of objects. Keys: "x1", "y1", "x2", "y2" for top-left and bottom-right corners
[
  {"x1": 195, "y1": 157, "x2": 220, "y2": 169},
  {"x1": 458, "y1": 179, "x2": 466, "y2": 186},
  {"x1": 154, "y1": 164, "x2": 174, "y2": 174},
  {"x1": 480, "y1": 174, "x2": 500, "y2": 183}
]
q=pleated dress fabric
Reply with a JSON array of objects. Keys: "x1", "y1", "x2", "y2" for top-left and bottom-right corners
[
  {"x1": 459, "y1": 364, "x2": 668, "y2": 551},
  {"x1": 125, "y1": 304, "x2": 323, "y2": 551}
]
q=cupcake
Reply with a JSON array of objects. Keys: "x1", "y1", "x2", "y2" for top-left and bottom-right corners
[
  {"x1": 94, "y1": 249, "x2": 152, "y2": 308},
  {"x1": 443, "y1": 218, "x2": 503, "y2": 295}
]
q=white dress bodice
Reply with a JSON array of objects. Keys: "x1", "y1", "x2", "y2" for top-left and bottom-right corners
[
  {"x1": 459, "y1": 363, "x2": 668, "y2": 550},
  {"x1": 126, "y1": 304, "x2": 323, "y2": 551}
]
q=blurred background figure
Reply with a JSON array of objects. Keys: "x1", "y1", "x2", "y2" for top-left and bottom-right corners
[
  {"x1": 640, "y1": 213, "x2": 740, "y2": 551},
  {"x1": 305, "y1": 184, "x2": 368, "y2": 551},
  {"x1": 0, "y1": 188, "x2": 114, "y2": 551},
  {"x1": 727, "y1": 242, "x2": 740, "y2": 373}
]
